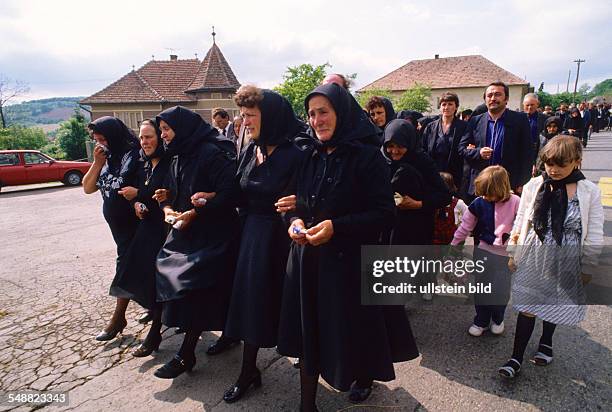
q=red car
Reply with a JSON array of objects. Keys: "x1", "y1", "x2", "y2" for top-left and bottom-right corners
[{"x1": 0, "y1": 150, "x2": 92, "y2": 192}]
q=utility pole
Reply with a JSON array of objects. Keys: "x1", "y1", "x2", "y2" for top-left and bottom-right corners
[
  {"x1": 573, "y1": 59, "x2": 586, "y2": 103},
  {"x1": 566, "y1": 69, "x2": 571, "y2": 93}
]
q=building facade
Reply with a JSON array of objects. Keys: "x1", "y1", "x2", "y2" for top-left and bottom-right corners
[
  {"x1": 358, "y1": 55, "x2": 530, "y2": 113},
  {"x1": 81, "y1": 40, "x2": 240, "y2": 129}
]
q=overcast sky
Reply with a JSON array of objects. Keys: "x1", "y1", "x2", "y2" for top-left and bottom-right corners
[{"x1": 2, "y1": 0, "x2": 611, "y2": 102}]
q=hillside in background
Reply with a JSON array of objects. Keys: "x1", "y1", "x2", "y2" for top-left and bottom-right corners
[{"x1": 4, "y1": 97, "x2": 90, "y2": 127}]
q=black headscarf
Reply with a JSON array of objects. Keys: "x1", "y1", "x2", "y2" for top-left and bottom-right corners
[
  {"x1": 156, "y1": 105, "x2": 234, "y2": 156},
  {"x1": 88, "y1": 116, "x2": 139, "y2": 157},
  {"x1": 563, "y1": 108, "x2": 583, "y2": 132},
  {"x1": 380, "y1": 97, "x2": 396, "y2": 128},
  {"x1": 139, "y1": 121, "x2": 165, "y2": 162},
  {"x1": 542, "y1": 116, "x2": 563, "y2": 140},
  {"x1": 255, "y1": 90, "x2": 306, "y2": 149},
  {"x1": 533, "y1": 169, "x2": 585, "y2": 245},
  {"x1": 396, "y1": 110, "x2": 422, "y2": 128},
  {"x1": 238, "y1": 90, "x2": 305, "y2": 188},
  {"x1": 382, "y1": 119, "x2": 422, "y2": 164},
  {"x1": 303, "y1": 83, "x2": 379, "y2": 149}
]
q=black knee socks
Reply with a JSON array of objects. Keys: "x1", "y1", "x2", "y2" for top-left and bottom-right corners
[
  {"x1": 539, "y1": 321, "x2": 556, "y2": 355},
  {"x1": 511, "y1": 313, "x2": 536, "y2": 364}
]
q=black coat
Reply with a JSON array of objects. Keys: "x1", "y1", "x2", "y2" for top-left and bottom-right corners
[
  {"x1": 459, "y1": 109, "x2": 532, "y2": 194},
  {"x1": 385, "y1": 120, "x2": 451, "y2": 245},
  {"x1": 422, "y1": 117, "x2": 467, "y2": 187},
  {"x1": 155, "y1": 106, "x2": 240, "y2": 330},
  {"x1": 277, "y1": 84, "x2": 418, "y2": 392},
  {"x1": 110, "y1": 155, "x2": 171, "y2": 309},
  {"x1": 563, "y1": 114, "x2": 584, "y2": 137}
]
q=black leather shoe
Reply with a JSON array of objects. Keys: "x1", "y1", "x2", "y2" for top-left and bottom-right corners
[
  {"x1": 348, "y1": 382, "x2": 373, "y2": 403},
  {"x1": 174, "y1": 327, "x2": 186, "y2": 335},
  {"x1": 223, "y1": 369, "x2": 262, "y2": 403},
  {"x1": 132, "y1": 333, "x2": 162, "y2": 357},
  {"x1": 154, "y1": 354, "x2": 195, "y2": 379},
  {"x1": 137, "y1": 311, "x2": 153, "y2": 324},
  {"x1": 206, "y1": 337, "x2": 239, "y2": 355},
  {"x1": 95, "y1": 319, "x2": 127, "y2": 341}
]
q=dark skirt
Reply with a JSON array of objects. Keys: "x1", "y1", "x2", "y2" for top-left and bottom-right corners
[
  {"x1": 277, "y1": 243, "x2": 419, "y2": 391},
  {"x1": 161, "y1": 282, "x2": 233, "y2": 331},
  {"x1": 156, "y1": 220, "x2": 239, "y2": 331},
  {"x1": 224, "y1": 214, "x2": 289, "y2": 347},
  {"x1": 110, "y1": 217, "x2": 167, "y2": 310},
  {"x1": 105, "y1": 214, "x2": 138, "y2": 298}
]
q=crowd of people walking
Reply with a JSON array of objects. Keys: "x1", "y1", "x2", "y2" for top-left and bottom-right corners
[{"x1": 83, "y1": 77, "x2": 604, "y2": 410}]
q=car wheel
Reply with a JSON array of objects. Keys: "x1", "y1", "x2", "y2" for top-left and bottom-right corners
[{"x1": 64, "y1": 171, "x2": 83, "y2": 186}]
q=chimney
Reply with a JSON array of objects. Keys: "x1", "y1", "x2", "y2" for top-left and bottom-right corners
[
  {"x1": 170, "y1": 54, "x2": 178, "y2": 61},
  {"x1": 434, "y1": 54, "x2": 439, "y2": 59}
]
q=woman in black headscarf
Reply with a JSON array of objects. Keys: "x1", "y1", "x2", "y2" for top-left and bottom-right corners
[
  {"x1": 221, "y1": 86, "x2": 306, "y2": 403},
  {"x1": 277, "y1": 83, "x2": 419, "y2": 411},
  {"x1": 536, "y1": 117, "x2": 563, "y2": 171},
  {"x1": 152, "y1": 106, "x2": 240, "y2": 379},
  {"x1": 383, "y1": 119, "x2": 451, "y2": 245},
  {"x1": 83, "y1": 116, "x2": 141, "y2": 341},
  {"x1": 563, "y1": 107, "x2": 584, "y2": 138},
  {"x1": 108, "y1": 119, "x2": 172, "y2": 357}
]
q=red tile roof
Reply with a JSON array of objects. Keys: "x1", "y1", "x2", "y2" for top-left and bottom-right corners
[
  {"x1": 186, "y1": 43, "x2": 240, "y2": 92},
  {"x1": 81, "y1": 43, "x2": 240, "y2": 104},
  {"x1": 359, "y1": 55, "x2": 528, "y2": 92}
]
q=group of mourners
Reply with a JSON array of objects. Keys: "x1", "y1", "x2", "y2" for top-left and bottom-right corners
[{"x1": 82, "y1": 74, "x2": 604, "y2": 410}]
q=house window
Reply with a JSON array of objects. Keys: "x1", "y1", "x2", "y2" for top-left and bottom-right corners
[
  {"x1": 211, "y1": 92, "x2": 222, "y2": 99},
  {"x1": 113, "y1": 111, "x2": 143, "y2": 129}
]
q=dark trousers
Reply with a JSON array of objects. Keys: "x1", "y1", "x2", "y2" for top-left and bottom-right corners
[{"x1": 474, "y1": 305, "x2": 506, "y2": 327}]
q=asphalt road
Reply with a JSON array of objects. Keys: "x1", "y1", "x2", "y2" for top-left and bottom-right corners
[{"x1": 0, "y1": 132, "x2": 611, "y2": 412}]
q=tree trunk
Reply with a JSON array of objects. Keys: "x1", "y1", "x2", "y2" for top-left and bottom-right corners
[{"x1": 0, "y1": 105, "x2": 6, "y2": 128}]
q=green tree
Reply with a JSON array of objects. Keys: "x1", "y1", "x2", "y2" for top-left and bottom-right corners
[
  {"x1": 590, "y1": 79, "x2": 612, "y2": 97},
  {"x1": 57, "y1": 108, "x2": 89, "y2": 160},
  {"x1": 355, "y1": 88, "x2": 395, "y2": 108},
  {"x1": 396, "y1": 83, "x2": 432, "y2": 113},
  {"x1": 0, "y1": 125, "x2": 47, "y2": 149},
  {"x1": 274, "y1": 63, "x2": 330, "y2": 119},
  {"x1": 41, "y1": 141, "x2": 66, "y2": 160}
]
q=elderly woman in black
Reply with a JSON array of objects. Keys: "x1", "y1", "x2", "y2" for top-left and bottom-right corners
[
  {"x1": 384, "y1": 119, "x2": 451, "y2": 245},
  {"x1": 421, "y1": 92, "x2": 467, "y2": 191},
  {"x1": 277, "y1": 83, "x2": 419, "y2": 411},
  {"x1": 153, "y1": 106, "x2": 239, "y2": 379},
  {"x1": 110, "y1": 119, "x2": 172, "y2": 357},
  {"x1": 83, "y1": 117, "x2": 141, "y2": 341},
  {"x1": 220, "y1": 86, "x2": 305, "y2": 403}
]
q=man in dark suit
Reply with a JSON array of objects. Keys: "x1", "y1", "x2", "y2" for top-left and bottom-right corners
[
  {"x1": 579, "y1": 102, "x2": 591, "y2": 146},
  {"x1": 212, "y1": 108, "x2": 231, "y2": 136},
  {"x1": 522, "y1": 93, "x2": 547, "y2": 164},
  {"x1": 459, "y1": 82, "x2": 533, "y2": 198}
]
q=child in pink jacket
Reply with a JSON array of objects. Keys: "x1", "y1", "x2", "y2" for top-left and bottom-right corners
[{"x1": 451, "y1": 166, "x2": 520, "y2": 337}]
